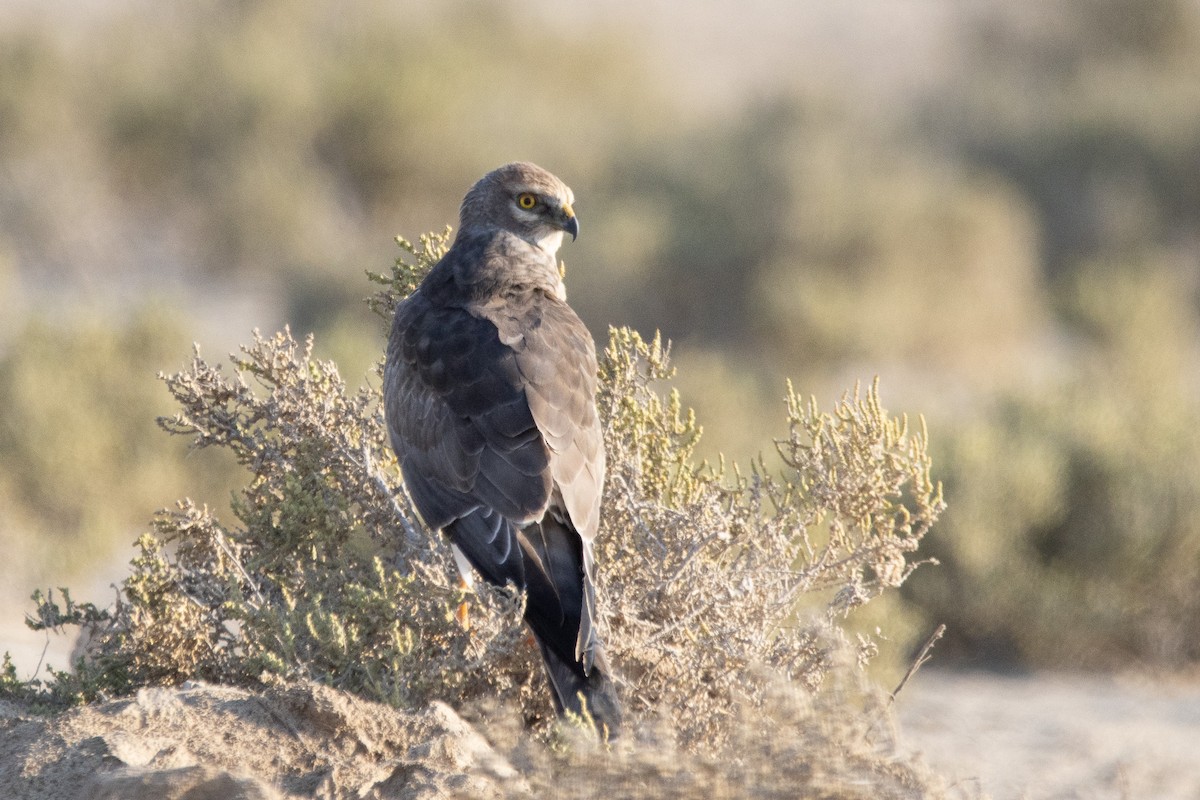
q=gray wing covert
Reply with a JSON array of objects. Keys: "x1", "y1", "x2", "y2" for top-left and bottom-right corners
[
  {"x1": 481, "y1": 294, "x2": 607, "y2": 668},
  {"x1": 384, "y1": 289, "x2": 553, "y2": 586},
  {"x1": 488, "y1": 297, "x2": 606, "y2": 543}
]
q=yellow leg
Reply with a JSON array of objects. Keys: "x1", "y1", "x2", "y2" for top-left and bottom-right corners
[{"x1": 456, "y1": 577, "x2": 471, "y2": 631}]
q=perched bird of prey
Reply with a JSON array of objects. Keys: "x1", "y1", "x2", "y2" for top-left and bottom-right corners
[{"x1": 384, "y1": 162, "x2": 620, "y2": 735}]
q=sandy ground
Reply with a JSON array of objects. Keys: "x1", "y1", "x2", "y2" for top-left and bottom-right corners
[
  {"x1": 6, "y1": 610, "x2": 1200, "y2": 800},
  {"x1": 895, "y1": 669, "x2": 1200, "y2": 800},
  {"x1": 0, "y1": 681, "x2": 526, "y2": 800}
]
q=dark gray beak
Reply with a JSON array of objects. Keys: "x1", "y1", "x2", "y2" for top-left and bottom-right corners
[
  {"x1": 560, "y1": 203, "x2": 579, "y2": 241},
  {"x1": 563, "y1": 214, "x2": 579, "y2": 241}
]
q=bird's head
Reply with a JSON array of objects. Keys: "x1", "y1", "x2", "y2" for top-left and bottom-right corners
[{"x1": 459, "y1": 162, "x2": 579, "y2": 256}]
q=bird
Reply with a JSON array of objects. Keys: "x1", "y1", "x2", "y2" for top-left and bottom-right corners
[{"x1": 383, "y1": 162, "x2": 620, "y2": 736}]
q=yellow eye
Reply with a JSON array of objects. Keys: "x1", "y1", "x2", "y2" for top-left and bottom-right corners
[{"x1": 517, "y1": 193, "x2": 537, "y2": 210}]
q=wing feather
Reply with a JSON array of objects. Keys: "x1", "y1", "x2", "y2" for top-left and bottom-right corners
[
  {"x1": 385, "y1": 276, "x2": 559, "y2": 579},
  {"x1": 498, "y1": 299, "x2": 605, "y2": 544}
]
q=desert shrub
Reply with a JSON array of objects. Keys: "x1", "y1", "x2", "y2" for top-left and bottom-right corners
[
  {"x1": 595, "y1": 333, "x2": 942, "y2": 748},
  {"x1": 922, "y1": 1, "x2": 1200, "y2": 278},
  {"x1": 0, "y1": 2, "x2": 670, "y2": 296},
  {"x1": 907, "y1": 258, "x2": 1200, "y2": 667},
  {"x1": 0, "y1": 307, "x2": 238, "y2": 596},
  {"x1": 604, "y1": 96, "x2": 1049, "y2": 389},
  {"x1": 5, "y1": 231, "x2": 943, "y2": 753}
]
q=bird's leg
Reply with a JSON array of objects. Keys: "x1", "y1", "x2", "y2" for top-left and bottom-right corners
[
  {"x1": 450, "y1": 545, "x2": 475, "y2": 631},
  {"x1": 456, "y1": 577, "x2": 471, "y2": 631}
]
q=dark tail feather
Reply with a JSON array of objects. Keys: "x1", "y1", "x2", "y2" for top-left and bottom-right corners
[
  {"x1": 537, "y1": 638, "x2": 622, "y2": 739},
  {"x1": 515, "y1": 514, "x2": 621, "y2": 737}
]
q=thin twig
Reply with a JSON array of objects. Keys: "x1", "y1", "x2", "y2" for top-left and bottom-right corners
[
  {"x1": 33, "y1": 637, "x2": 50, "y2": 680},
  {"x1": 889, "y1": 623, "x2": 946, "y2": 704},
  {"x1": 213, "y1": 529, "x2": 266, "y2": 607},
  {"x1": 361, "y1": 442, "x2": 424, "y2": 546}
]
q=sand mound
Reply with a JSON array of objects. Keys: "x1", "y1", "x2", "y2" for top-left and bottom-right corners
[{"x1": 0, "y1": 682, "x2": 526, "y2": 800}]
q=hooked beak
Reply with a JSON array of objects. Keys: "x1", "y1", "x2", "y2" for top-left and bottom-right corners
[{"x1": 560, "y1": 203, "x2": 579, "y2": 241}]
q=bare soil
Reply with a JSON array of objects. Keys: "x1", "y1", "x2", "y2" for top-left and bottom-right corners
[
  {"x1": 6, "y1": 622, "x2": 1200, "y2": 800},
  {"x1": 0, "y1": 682, "x2": 525, "y2": 800},
  {"x1": 896, "y1": 669, "x2": 1200, "y2": 800}
]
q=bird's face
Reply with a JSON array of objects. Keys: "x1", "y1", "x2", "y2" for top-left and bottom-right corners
[{"x1": 460, "y1": 162, "x2": 579, "y2": 256}]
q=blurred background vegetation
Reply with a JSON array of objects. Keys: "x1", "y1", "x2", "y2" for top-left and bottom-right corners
[{"x1": 1, "y1": 0, "x2": 1198, "y2": 673}]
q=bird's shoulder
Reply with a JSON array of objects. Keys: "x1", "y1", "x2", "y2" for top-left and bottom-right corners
[
  {"x1": 392, "y1": 228, "x2": 590, "y2": 365},
  {"x1": 418, "y1": 228, "x2": 565, "y2": 306}
]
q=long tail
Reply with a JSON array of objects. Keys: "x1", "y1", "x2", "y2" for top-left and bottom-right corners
[
  {"x1": 518, "y1": 514, "x2": 622, "y2": 738},
  {"x1": 536, "y1": 637, "x2": 622, "y2": 739}
]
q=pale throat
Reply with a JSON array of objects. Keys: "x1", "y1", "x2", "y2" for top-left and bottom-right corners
[
  {"x1": 534, "y1": 230, "x2": 568, "y2": 300},
  {"x1": 536, "y1": 228, "x2": 565, "y2": 256}
]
